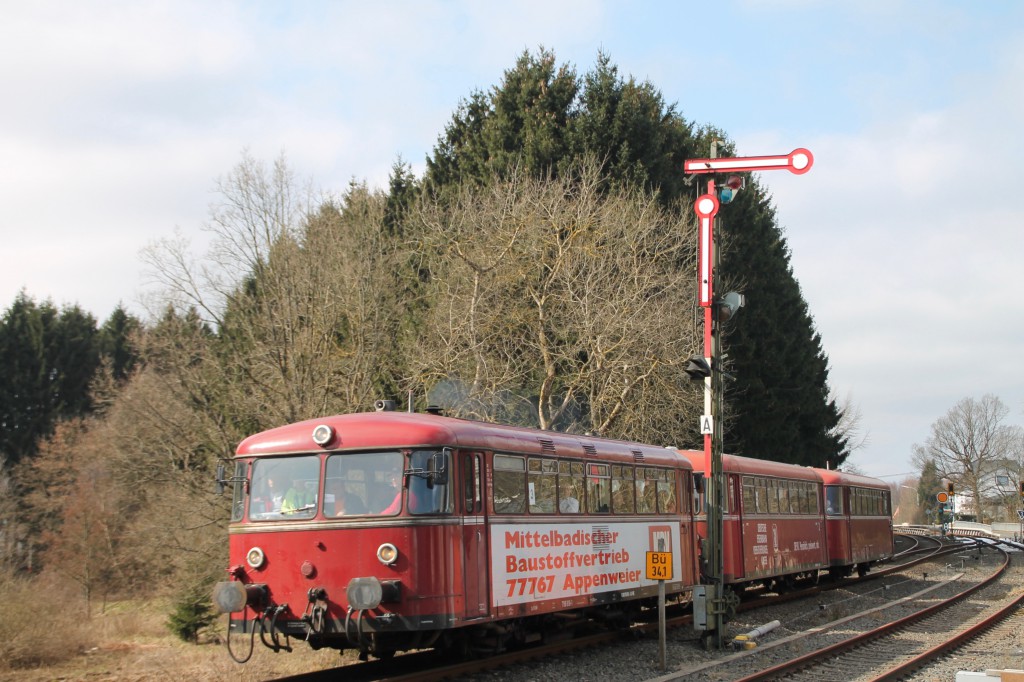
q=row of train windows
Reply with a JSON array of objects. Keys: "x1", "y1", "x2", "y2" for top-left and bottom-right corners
[
  {"x1": 850, "y1": 487, "x2": 891, "y2": 516},
  {"x1": 492, "y1": 454, "x2": 678, "y2": 515},
  {"x1": 741, "y1": 476, "x2": 821, "y2": 515}
]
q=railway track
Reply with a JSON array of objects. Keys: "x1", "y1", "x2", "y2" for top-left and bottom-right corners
[{"x1": 665, "y1": 539, "x2": 1021, "y2": 682}]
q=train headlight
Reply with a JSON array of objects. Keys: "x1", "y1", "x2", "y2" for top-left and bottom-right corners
[
  {"x1": 246, "y1": 546, "x2": 266, "y2": 570},
  {"x1": 377, "y1": 543, "x2": 399, "y2": 566},
  {"x1": 347, "y1": 577, "x2": 383, "y2": 609}
]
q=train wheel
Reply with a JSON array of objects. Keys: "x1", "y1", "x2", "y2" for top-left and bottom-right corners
[{"x1": 723, "y1": 589, "x2": 740, "y2": 621}]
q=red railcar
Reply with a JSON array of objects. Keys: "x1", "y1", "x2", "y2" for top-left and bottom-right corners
[
  {"x1": 213, "y1": 410, "x2": 698, "y2": 660},
  {"x1": 681, "y1": 451, "x2": 828, "y2": 590},
  {"x1": 814, "y1": 467, "x2": 894, "y2": 577}
]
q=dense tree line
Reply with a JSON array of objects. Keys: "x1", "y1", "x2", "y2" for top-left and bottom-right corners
[
  {"x1": 0, "y1": 294, "x2": 139, "y2": 469},
  {"x1": 0, "y1": 49, "x2": 852, "y2": 652}
]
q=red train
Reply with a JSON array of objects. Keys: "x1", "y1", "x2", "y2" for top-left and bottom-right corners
[
  {"x1": 212, "y1": 408, "x2": 892, "y2": 661},
  {"x1": 682, "y1": 452, "x2": 893, "y2": 600},
  {"x1": 213, "y1": 409, "x2": 699, "y2": 660}
]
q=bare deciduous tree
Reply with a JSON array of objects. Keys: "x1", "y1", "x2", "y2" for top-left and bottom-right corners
[
  {"x1": 413, "y1": 160, "x2": 702, "y2": 443},
  {"x1": 912, "y1": 394, "x2": 1022, "y2": 522}
]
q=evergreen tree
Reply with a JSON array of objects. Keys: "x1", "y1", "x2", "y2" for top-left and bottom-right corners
[
  {"x1": 717, "y1": 187, "x2": 847, "y2": 466},
  {"x1": 0, "y1": 293, "x2": 100, "y2": 467},
  {"x1": 426, "y1": 48, "x2": 578, "y2": 192},
  {"x1": 917, "y1": 459, "x2": 944, "y2": 524},
  {"x1": 98, "y1": 304, "x2": 141, "y2": 383}
]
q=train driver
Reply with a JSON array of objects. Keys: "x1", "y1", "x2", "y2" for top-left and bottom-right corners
[{"x1": 281, "y1": 478, "x2": 313, "y2": 513}]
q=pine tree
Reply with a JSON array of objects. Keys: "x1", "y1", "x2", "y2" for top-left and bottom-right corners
[
  {"x1": 717, "y1": 186, "x2": 847, "y2": 466},
  {"x1": 98, "y1": 304, "x2": 141, "y2": 383},
  {"x1": 0, "y1": 293, "x2": 100, "y2": 467}
]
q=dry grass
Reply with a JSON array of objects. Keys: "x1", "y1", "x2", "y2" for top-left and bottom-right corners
[{"x1": 0, "y1": 573, "x2": 347, "y2": 681}]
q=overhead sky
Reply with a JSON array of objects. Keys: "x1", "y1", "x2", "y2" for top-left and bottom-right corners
[{"x1": 3, "y1": 1, "x2": 1022, "y2": 481}]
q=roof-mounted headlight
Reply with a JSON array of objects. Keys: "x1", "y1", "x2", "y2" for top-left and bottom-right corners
[{"x1": 312, "y1": 424, "x2": 334, "y2": 447}]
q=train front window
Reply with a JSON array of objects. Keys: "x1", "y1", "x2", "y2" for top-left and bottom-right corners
[
  {"x1": 324, "y1": 452, "x2": 404, "y2": 516},
  {"x1": 408, "y1": 449, "x2": 452, "y2": 514},
  {"x1": 249, "y1": 456, "x2": 320, "y2": 521}
]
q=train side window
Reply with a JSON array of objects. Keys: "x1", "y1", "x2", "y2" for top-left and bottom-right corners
[
  {"x1": 612, "y1": 465, "x2": 635, "y2": 514},
  {"x1": 231, "y1": 461, "x2": 247, "y2": 522},
  {"x1": 767, "y1": 479, "x2": 780, "y2": 514},
  {"x1": 657, "y1": 470, "x2": 677, "y2": 514},
  {"x1": 742, "y1": 476, "x2": 756, "y2": 513},
  {"x1": 463, "y1": 453, "x2": 477, "y2": 514},
  {"x1": 409, "y1": 449, "x2": 452, "y2": 514},
  {"x1": 586, "y1": 463, "x2": 611, "y2": 513},
  {"x1": 493, "y1": 454, "x2": 526, "y2": 514},
  {"x1": 826, "y1": 486, "x2": 842, "y2": 515},
  {"x1": 778, "y1": 481, "x2": 791, "y2": 514},
  {"x1": 528, "y1": 458, "x2": 557, "y2": 513},
  {"x1": 636, "y1": 468, "x2": 658, "y2": 514},
  {"x1": 692, "y1": 473, "x2": 705, "y2": 516},
  {"x1": 558, "y1": 460, "x2": 584, "y2": 513}
]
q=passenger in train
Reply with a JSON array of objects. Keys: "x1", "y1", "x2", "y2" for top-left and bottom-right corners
[
  {"x1": 559, "y1": 496, "x2": 580, "y2": 513},
  {"x1": 330, "y1": 479, "x2": 367, "y2": 516},
  {"x1": 373, "y1": 465, "x2": 403, "y2": 514}
]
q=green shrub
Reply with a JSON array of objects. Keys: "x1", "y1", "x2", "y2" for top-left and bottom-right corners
[{"x1": 167, "y1": 590, "x2": 216, "y2": 644}]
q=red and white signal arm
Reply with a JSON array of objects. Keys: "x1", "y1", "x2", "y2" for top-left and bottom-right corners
[
  {"x1": 684, "y1": 148, "x2": 814, "y2": 175},
  {"x1": 695, "y1": 193, "x2": 719, "y2": 307}
]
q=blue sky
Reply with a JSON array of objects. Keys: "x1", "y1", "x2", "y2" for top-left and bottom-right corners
[{"x1": 2, "y1": 0, "x2": 1022, "y2": 482}]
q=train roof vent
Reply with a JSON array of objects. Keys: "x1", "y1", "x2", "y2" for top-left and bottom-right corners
[
  {"x1": 582, "y1": 443, "x2": 598, "y2": 456},
  {"x1": 538, "y1": 438, "x2": 556, "y2": 454},
  {"x1": 632, "y1": 449, "x2": 645, "y2": 463}
]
